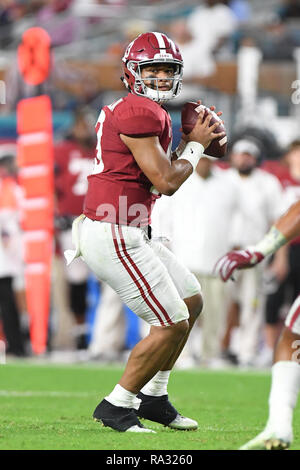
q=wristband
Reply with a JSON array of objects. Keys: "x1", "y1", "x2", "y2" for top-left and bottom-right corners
[
  {"x1": 175, "y1": 139, "x2": 186, "y2": 157},
  {"x1": 177, "y1": 141, "x2": 204, "y2": 171},
  {"x1": 250, "y1": 226, "x2": 287, "y2": 257}
]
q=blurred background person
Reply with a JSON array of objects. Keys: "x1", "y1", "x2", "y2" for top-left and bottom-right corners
[
  {"x1": 222, "y1": 138, "x2": 284, "y2": 367},
  {"x1": 52, "y1": 107, "x2": 95, "y2": 351},
  {"x1": 186, "y1": 0, "x2": 238, "y2": 61},
  {"x1": 151, "y1": 155, "x2": 241, "y2": 368},
  {"x1": 238, "y1": 0, "x2": 300, "y2": 63},
  {"x1": 167, "y1": 17, "x2": 217, "y2": 107},
  {"x1": 0, "y1": 145, "x2": 26, "y2": 357}
]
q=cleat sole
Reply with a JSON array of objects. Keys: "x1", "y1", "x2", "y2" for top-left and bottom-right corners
[
  {"x1": 165, "y1": 424, "x2": 198, "y2": 431},
  {"x1": 265, "y1": 439, "x2": 289, "y2": 450},
  {"x1": 240, "y1": 437, "x2": 290, "y2": 450}
]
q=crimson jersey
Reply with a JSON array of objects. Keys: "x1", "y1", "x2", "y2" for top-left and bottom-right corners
[
  {"x1": 83, "y1": 93, "x2": 172, "y2": 226},
  {"x1": 55, "y1": 141, "x2": 94, "y2": 216}
]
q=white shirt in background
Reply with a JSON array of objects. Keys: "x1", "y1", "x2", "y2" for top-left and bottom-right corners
[
  {"x1": 0, "y1": 209, "x2": 23, "y2": 278},
  {"x1": 187, "y1": 4, "x2": 237, "y2": 52},
  {"x1": 227, "y1": 167, "x2": 284, "y2": 248},
  {"x1": 151, "y1": 166, "x2": 241, "y2": 275},
  {"x1": 282, "y1": 182, "x2": 300, "y2": 212}
]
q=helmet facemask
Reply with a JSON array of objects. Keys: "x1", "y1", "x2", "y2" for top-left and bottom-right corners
[{"x1": 127, "y1": 60, "x2": 183, "y2": 103}]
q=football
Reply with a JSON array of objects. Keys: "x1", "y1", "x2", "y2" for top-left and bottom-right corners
[{"x1": 181, "y1": 101, "x2": 227, "y2": 158}]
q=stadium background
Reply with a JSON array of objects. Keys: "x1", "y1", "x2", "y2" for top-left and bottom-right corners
[
  {"x1": 1, "y1": 0, "x2": 300, "y2": 451},
  {"x1": 1, "y1": 0, "x2": 300, "y2": 361}
]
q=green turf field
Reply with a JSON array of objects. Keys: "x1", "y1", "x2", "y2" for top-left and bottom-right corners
[{"x1": 0, "y1": 362, "x2": 299, "y2": 450}]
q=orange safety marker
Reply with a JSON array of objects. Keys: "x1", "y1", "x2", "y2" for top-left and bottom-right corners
[
  {"x1": 17, "y1": 28, "x2": 53, "y2": 355},
  {"x1": 21, "y1": 197, "x2": 54, "y2": 232},
  {"x1": 17, "y1": 95, "x2": 54, "y2": 355},
  {"x1": 18, "y1": 28, "x2": 51, "y2": 86},
  {"x1": 18, "y1": 165, "x2": 53, "y2": 199},
  {"x1": 24, "y1": 231, "x2": 53, "y2": 265},
  {"x1": 25, "y1": 264, "x2": 51, "y2": 355}
]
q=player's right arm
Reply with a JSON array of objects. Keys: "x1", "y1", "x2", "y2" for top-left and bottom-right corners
[
  {"x1": 215, "y1": 200, "x2": 300, "y2": 282},
  {"x1": 120, "y1": 110, "x2": 224, "y2": 196}
]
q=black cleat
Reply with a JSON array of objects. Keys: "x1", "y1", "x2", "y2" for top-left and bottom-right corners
[
  {"x1": 93, "y1": 399, "x2": 155, "y2": 433},
  {"x1": 136, "y1": 392, "x2": 198, "y2": 430},
  {"x1": 221, "y1": 349, "x2": 239, "y2": 365}
]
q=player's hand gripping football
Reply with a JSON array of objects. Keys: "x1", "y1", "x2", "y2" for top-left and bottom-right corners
[
  {"x1": 182, "y1": 101, "x2": 225, "y2": 150},
  {"x1": 214, "y1": 248, "x2": 265, "y2": 282}
]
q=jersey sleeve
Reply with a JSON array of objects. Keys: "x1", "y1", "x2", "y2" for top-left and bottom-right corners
[{"x1": 115, "y1": 106, "x2": 164, "y2": 138}]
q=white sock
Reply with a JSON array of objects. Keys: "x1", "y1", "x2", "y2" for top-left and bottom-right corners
[
  {"x1": 266, "y1": 361, "x2": 300, "y2": 437},
  {"x1": 105, "y1": 384, "x2": 141, "y2": 410},
  {"x1": 140, "y1": 370, "x2": 171, "y2": 397}
]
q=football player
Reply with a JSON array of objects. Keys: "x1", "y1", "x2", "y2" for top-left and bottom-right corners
[
  {"x1": 65, "y1": 31, "x2": 224, "y2": 433},
  {"x1": 215, "y1": 200, "x2": 300, "y2": 449}
]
